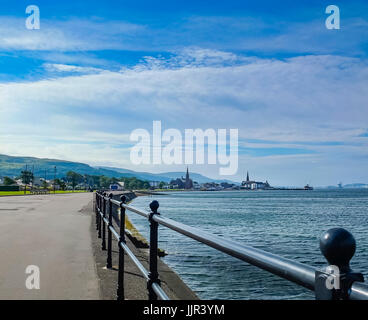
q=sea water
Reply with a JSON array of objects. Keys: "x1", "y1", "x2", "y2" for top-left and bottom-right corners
[{"x1": 127, "y1": 189, "x2": 368, "y2": 300}]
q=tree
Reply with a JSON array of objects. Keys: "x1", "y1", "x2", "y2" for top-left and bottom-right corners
[
  {"x1": 21, "y1": 170, "x2": 34, "y2": 194},
  {"x1": 120, "y1": 177, "x2": 150, "y2": 190},
  {"x1": 21, "y1": 170, "x2": 33, "y2": 185},
  {"x1": 66, "y1": 171, "x2": 83, "y2": 191},
  {"x1": 142, "y1": 181, "x2": 150, "y2": 189},
  {"x1": 59, "y1": 180, "x2": 67, "y2": 191},
  {"x1": 87, "y1": 175, "x2": 102, "y2": 189},
  {"x1": 99, "y1": 176, "x2": 112, "y2": 189},
  {"x1": 54, "y1": 178, "x2": 66, "y2": 191},
  {"x1": 3, "y1": 176, "x2": 16, "y2": 186},
  {"x1": 41, "y1": 180, "x2": 48, "y2": 190}
]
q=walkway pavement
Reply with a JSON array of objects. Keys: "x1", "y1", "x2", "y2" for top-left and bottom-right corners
[{"x1": 0, "y1": 193, "x2": 100, "y2": 299}]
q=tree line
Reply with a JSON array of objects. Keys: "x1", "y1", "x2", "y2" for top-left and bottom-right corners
[
  {"x1": 1, "y1": 170, "x2": 158, "y2": 191},
  {"x1": 63, "y1": 172, "x2": 153, "y2": 190}
]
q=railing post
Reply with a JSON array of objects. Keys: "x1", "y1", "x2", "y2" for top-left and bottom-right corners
[
  {"x1": 148, "y1": 200, "x2": 161, "y2": 300},
  {"x1": 95, "y1": 192, "x2": 99, "y2": 229},
  {"x1": 102, "y1": 193, "x2": 107, "y2": 250},
  {"x1": 117, "y1": 195, "x2": 127, "y2": 301},
  {"x1": 315, "y1": 228, "x2": 364, "y2": 300},
  {"x1": 107, "y1": 193, "x2": 113, "y2": 268},
  {"x1": 98, "y1": 192, "x2": 102, "y2": 238}
]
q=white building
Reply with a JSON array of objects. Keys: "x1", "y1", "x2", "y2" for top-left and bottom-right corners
[
  {"x1": 110, "y1": 181, "x2": 125, "y2": 191},
  {"x1": 193, "y1": 181, "x2": 201, "y2": 190},
  {"x1": 149, "y1": 181, "x2": 160, "y2": 188},
  {"x1": 241, "y1": 171, "x2": 270, "y2": 190}
]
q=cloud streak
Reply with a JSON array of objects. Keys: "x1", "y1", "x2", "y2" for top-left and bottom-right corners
[
  {"x1": 0, "y1": 17, "x2": 146, "y2": 51},
  {"x1": 0, "y1": 13, "x2": 367, "y2": 57},
  {"x1": 1, "y1": 49, "x2": 368, "y2": 184}
]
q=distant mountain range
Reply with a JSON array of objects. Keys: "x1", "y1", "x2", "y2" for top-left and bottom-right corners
[
  {"x1": 324, "y1": 183, "x2": 368, "y2": 189},
  {"x1": 0, "y1": 154, "x2": 236, "y2": 184}
]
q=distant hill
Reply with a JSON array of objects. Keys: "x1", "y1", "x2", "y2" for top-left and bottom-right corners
[
  {"x1": 0, "y1": 154, "x2": 236, "y2": 184},
  {"x1": 343, "y1": 183, "x2": 368, "y2": 189},
  {"x1": 0, "y1": 154, "x2": 121, "y2": 179},
  {"x1": 319, "y1": 184, "x2": 368, "y2": 189},
  {"x1": 98, "y1": 166, "x2": 236, "y2": 184}
]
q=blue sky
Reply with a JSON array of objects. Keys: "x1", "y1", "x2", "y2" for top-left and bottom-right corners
[{"x1": 0, "y1": 1, "x2": 368, "y2": 185}]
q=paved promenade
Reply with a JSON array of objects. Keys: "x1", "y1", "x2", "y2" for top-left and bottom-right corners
[{"x1": 0, "y1": 193, "x2": 100, "y2": 299}]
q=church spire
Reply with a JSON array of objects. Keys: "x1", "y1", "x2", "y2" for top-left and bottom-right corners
[
  {"x1": 246, "y1": 171, "x2": 249, "y2": 181},
  {"x1": 185, "y1": 167, "x2": 192, "y2": 189}
]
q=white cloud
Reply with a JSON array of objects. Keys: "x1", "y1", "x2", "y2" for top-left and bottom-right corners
[
  {"x1": 0, "y1": 14, "x2": 367, "y2": 55},
  {"x1": 1, "y1": 50, "x2": 368, "y2": 184},
  {"x1": 0, "y1": 17, "x2": 145, "y2": 51},
  {"x1": 43, "y1": 63, "x2": 104, "y2": 74}
]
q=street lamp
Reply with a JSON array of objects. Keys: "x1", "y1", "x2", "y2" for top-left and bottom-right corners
[{"x1": 54, "y1": 166, "x2": 57, "y2": 194}]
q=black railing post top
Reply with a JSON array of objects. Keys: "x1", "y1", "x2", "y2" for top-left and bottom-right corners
[
  {"x1": 120, "y1": 195, "x2": 126, "y2": 203},
  {"x1": 149, "y1": 200, "x2": 160, "y2": 221},
  {"x1": 149, "y1": 200, "x2": 159, "y2": 213},
  {"x1": 109, "y1": 193, "x2": 113, "y2": 199},
  {"x1": 320, "y1": 228, "x2": 356, "y2": 271},
  {"x1": 318, "y1": 228, "x2": 364, "y2": 300}
]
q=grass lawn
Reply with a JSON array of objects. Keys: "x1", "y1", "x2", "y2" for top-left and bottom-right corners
[
  {"x1": 0, "y1": 191, "x2": 32, "y2": 196},
  {"x1": 0, "y1": 190, "x2": 90, "y2": 197}
]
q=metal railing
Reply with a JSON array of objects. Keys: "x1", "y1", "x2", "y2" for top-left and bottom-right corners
[
  {"x1": 94, "y1": 191, "x2": 368, "y2": 300},
  {"x1": 30, "y1": 189, "x2": 50, "y2": 195}
]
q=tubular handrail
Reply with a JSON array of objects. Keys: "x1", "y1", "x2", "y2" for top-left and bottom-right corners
[
  {"x1": 95, "y1": 191, "x2": 368, "y2": 301},
  {"x1": 351, "y1": 282, "x2": 368, "y2": 300},
  {"x1": 153, "y1": 214, "x2": 316, "y2": 290}
]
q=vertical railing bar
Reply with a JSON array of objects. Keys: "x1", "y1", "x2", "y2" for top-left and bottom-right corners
[
  {"x1": 102, "y1": 194, "x2": 106, "y2": 250},
  {"x1": 147, "y1": 200, "x2": 161, "y2": 300},
  {"x1": 98, "y1": 193, "x2": 102, "y2": 238},
  {"x1": 117, "y1": 195, "x2": 127, "y2": 301},
  {"x1": 96, "y1": 192, "x2": 100, "y2": 231},
  {"x1": 95, "y1": 193, "x2": 98, "y2": 228},
  {"x1": 107, "y1": 193, "x2": 113, "y2": 268}
]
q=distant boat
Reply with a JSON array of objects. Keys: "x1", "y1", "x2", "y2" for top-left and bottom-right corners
[{"x1": 304, "y1": 184, "x2": 314, "y2": 190}]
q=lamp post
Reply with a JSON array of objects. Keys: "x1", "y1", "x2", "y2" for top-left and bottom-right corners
[
  {"x1": 54, "y1": 166, "x2": 56, "y2": 194},
  {"x1": 24, "y1": 165, "x2": 27, "y2": 195}
]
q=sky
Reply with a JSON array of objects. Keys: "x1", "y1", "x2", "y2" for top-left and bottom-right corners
[{"x1": 0, "y1": 0, "x2": 368, "y2": 186}]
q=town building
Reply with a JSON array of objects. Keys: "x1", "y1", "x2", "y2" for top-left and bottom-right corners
[
  {"x1": 169, "y1": 167, "x2": 194, "y2": 189},
  {"x1": 149, "y1": 181, "x2": 160, "y2": 188},
  {"x1": 201, "y1": 182, "x2": 221, "y2": 191},
  {"x1": 241, "y1": 172, "x2": 271, "y2": 190},
  {"x1": 193, "y1": 181, "x2": 201, "y2": 190},
  {"x1": 184, "y1": 167, "x2": 193, "y2": 189}
]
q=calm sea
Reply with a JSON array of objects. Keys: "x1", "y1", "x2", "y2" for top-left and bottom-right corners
[{"x1": 127, "y1": 189, "x2": 368, "y2": 300}]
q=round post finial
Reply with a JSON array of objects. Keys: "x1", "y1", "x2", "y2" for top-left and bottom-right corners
[
  {"x1": 109, "y1": 193, "x2": 113, "y2": 199},
  {"x1": 320, "y1": 228, "x2": 356, "y2": 272},
  {"x1": 120, "y1": 195, "x2": 126, "y2": 203},
  {"x1": 149, "y1": 200, "x2": 159, "y2": 213}
]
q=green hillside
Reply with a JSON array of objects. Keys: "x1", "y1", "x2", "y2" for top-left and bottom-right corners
[
  {"x1": 0, "y1": 154, "x2": 234, "y2": 184},
  {"x1": 0, "y1": 154, "x2": 122, "y2": 179}
]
